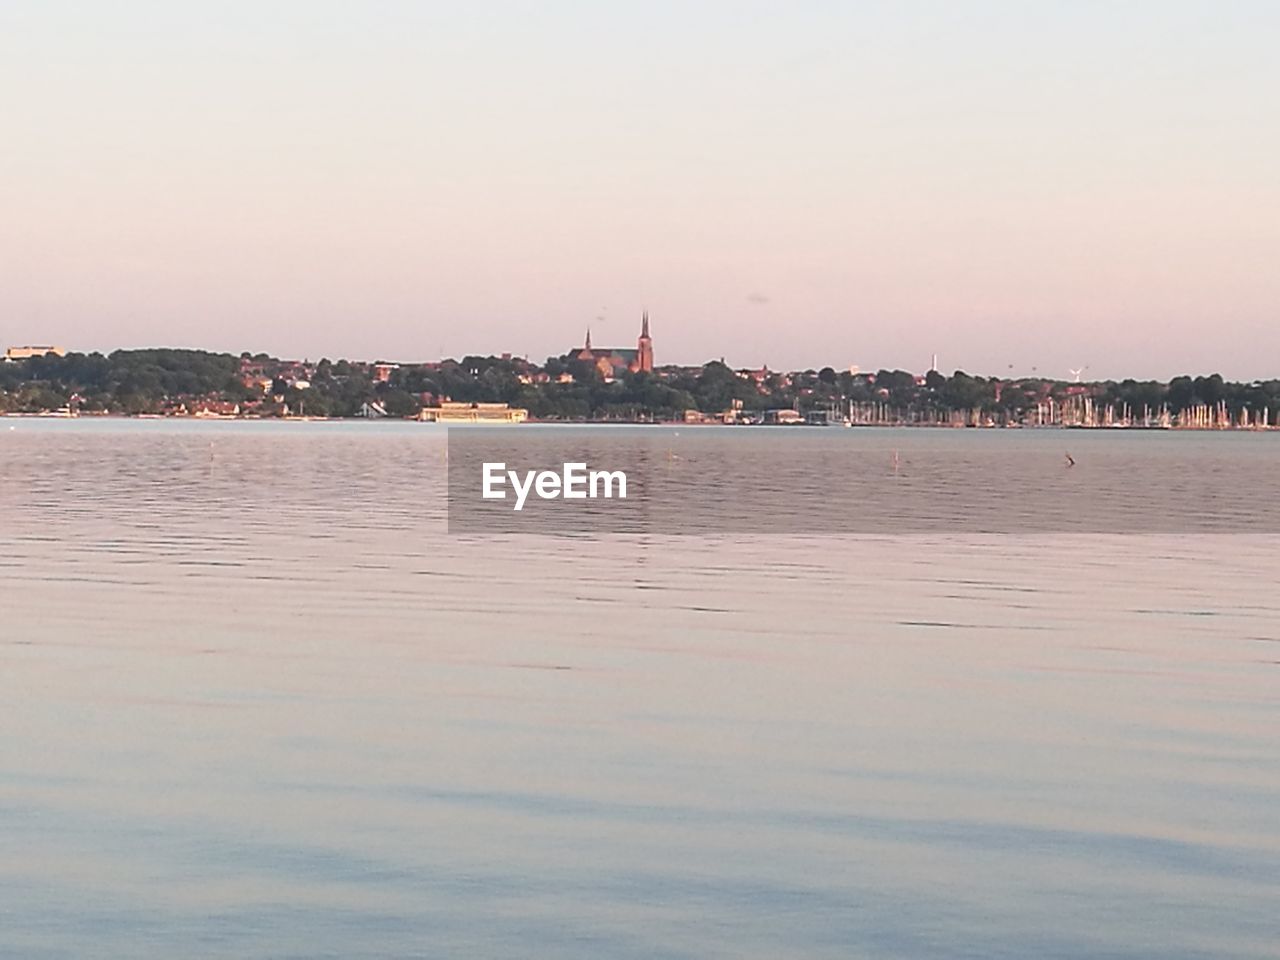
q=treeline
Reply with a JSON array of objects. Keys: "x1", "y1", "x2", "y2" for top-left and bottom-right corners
[
  {"x1": 0, "y1": 350, "x2": 247, "y2": 414},
  {"x1": 3, "y1": 349, "x2": 1280, "y2": 421}
]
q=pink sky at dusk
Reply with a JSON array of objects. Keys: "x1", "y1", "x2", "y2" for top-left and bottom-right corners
[{"x1": 3, "y1": 1, "x2": 1278, "y2": 379}]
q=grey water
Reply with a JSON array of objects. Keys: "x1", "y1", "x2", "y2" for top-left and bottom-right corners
[{"x1": 1, "y1": 419, "x2": 1278, "y2": 959}]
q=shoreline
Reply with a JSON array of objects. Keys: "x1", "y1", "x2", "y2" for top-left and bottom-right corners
[{"x1": 4, "y1": 411, "x2": 1277, "y2": 431}]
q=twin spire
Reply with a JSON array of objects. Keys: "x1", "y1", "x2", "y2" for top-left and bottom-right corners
[
  {"x1": 578, "y1": 312, "x2": 654, "y2": 374},
  {"x1": 584, "y1": 312, "x2": 651, "y2": 351}
]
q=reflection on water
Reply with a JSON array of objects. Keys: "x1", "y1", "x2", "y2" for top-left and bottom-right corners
[{"x1": 1, "y1": 420, "x2": 1278, "y2": 959}]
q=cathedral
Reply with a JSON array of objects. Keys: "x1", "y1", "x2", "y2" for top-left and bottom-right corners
[{"x1": 574, "y1": 312, "x2": 654, "y2": 378}]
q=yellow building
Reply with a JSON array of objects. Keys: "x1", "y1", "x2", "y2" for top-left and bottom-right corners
[
  {"x1": 417, "y1": 401, "x2": 528, "y2": 423},
  {"x1": 5, "y1": 345, "x2": 67, "y2": 361}
]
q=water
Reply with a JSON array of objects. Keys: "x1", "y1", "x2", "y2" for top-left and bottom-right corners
[
  {"x1": 2, "y1": 419, "x2": 1278, "y2": 959},
  {"x1": 444, "y1": 425, "x2": 1280, "y2": 533}
]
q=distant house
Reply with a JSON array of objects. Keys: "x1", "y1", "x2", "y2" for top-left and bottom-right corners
[
  {"x1": 4, "y1": 345, "x2": 67, "y2": 361},
  {"x1": 357, "y1": 401, "x2": 388, "y2": 418},
  {"x1": 192, "y1": 401, "x2": 241, "y2": 418},
  {"x1": 764, "y1": 408, "x2": 804, "y2": 425}
]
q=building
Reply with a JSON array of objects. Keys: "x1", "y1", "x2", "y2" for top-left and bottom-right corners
[
  {"x1": 764, "y1": 408, "x2": 804, "y2": 425},
  {"x1": 191, "y1": 401, "x2": 242, "y2": 418},
  {"x1": 5, "y1": 345, "x2": 67, "y2": 361},
  {"x1": 573, "y1": 313, "x2": 654, "y2": 378},
  {"x1": 417, "y1": 401, "x2": 528, "y2": 423},
  {"x1": 636, "y1": 312, "x2": 653, "y2": 373}
]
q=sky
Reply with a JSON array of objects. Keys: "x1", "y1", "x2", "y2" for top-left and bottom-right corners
[{"x1": 2, "y1": 0, "x2": 1278, "y2": 379}]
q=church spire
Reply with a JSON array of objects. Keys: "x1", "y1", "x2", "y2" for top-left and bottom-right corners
[
  {"x1": 585, "y1": 326, "x2": 592, "y2": 350},
  {"x1": 636, "y1": 310, "x2": 654, "y2": 373}
]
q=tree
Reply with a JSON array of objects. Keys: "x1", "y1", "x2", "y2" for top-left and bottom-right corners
[{"x1": 381, "y1": 389, "x2": 420, "y2": 418}]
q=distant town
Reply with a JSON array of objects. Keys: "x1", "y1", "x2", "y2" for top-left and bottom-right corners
[{"x1": 4, "y1": 316, "x2": 1279, "y2": 428}]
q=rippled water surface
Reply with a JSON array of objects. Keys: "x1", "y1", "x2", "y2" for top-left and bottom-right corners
[{"x1": 2, "y1": 420, "x2": 1278, "y2": 959}]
